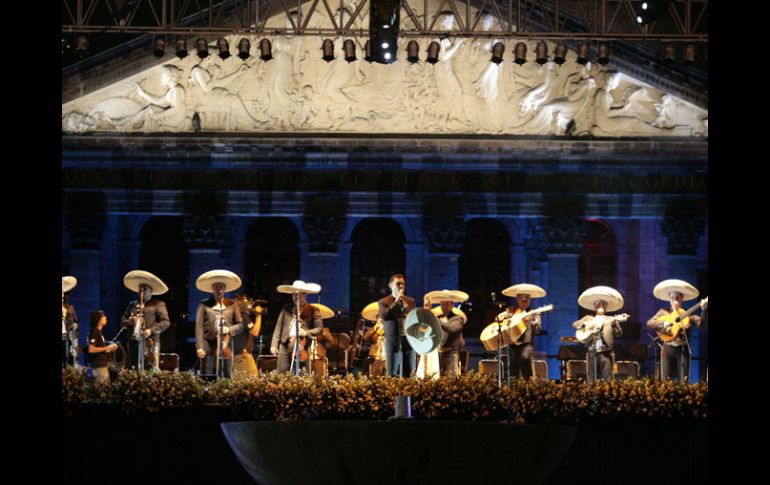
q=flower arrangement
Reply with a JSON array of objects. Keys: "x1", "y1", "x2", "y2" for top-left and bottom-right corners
[{"x1": 62, "y1": 369, "x2": 707, "y2": 422}]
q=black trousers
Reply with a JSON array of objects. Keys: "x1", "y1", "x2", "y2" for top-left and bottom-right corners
[
  {"x1": 509, "y1": 344, "x2": 534, "y2": 379},
  {"x1": 586, "y1": 349, "x2": 614, "y2": 382},
  {"x1": 277, "y1": 338, "x2": 311, "y2": 373},
  {"x1": 661, "y1": 344, "x2": 690, "y2": 383},
  {"x1": 439, "y1": 350, "x2": 459, "y2": 377},
  {"x1": 385, "y1": 335, "x2": 416, "y2": 378}
]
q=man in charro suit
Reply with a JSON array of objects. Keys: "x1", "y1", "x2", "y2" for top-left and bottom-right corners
[
  {"x1": 270, "y1": 280, "x2": 324, "y2": 374},
  {"x1": 496, "y1": 284, "x2": 547, "y2": 380},
  {"x1": 195, "y1": 270, "x2": 247, "y2": 378},
  {"x1": 378, "y1": 274, "x2": 417, "y2": 377},
  {"x1": 121, "y1": 270, "x2": 171, "y2": 371},
  {"x1": 572, "y1": 286, "x2": 627, "y2": 382},
  {"x1": 62, "y1": 276, "x2": 80, "y2": 368}
]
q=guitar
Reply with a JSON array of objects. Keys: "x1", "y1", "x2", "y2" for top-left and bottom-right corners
[
  {"x1": 657, "y1": 297, "x2": 708, "y2": 342},
  {"x1": 575, "y1": 313, "x2": 630, "y2": 343},
  {"x1": 508, "y1": 304, "x2": 555, "y2": 342}
]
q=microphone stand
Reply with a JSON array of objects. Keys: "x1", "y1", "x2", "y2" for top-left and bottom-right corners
[
  {"x1": 647, "y1": 331, "x2": 663, "y2": 379},
  {"x1": 136, "y1": 292, "x2": 146, "y2": 374},
  {"x1": 290, "y1": 292, "x2": 302, "y2": 376}
]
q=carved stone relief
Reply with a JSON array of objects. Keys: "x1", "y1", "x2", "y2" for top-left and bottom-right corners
[{"x1": 62, "y1": 4, "x2": 708, "y2": 137}]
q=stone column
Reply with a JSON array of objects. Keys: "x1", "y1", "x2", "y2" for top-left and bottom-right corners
[
  {"x1": 301, "y1": 215, "x2": 347, "y2": 310},
  {"x1": 183, "y1": 215, "x2": 229, "y2": 317},
  {"x1": 539, "y1": 218, "x2": 586, "y2": 379},
  {"x1": 423, "y1": 216, "x2": 465, "y2": 293},
  {"x1": 661, "y1": 216, "x2": 706, "y2": 381},
  {"x1": 64, "y1": 213, "x2": 106, "y2": 361}
]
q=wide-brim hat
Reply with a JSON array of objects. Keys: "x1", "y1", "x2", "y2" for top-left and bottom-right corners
[
  {"x1": 404, "y1": 308, "x2": 444, "y2": 355},
  {"x1": 276, "y1": 280, "x2": 321, "y2": 294},
  {"x1": 62, "y1": 276, "x2": 77, "y2": 293},
  {"x1": 653, "y1": 279, "x2": 699, "y2": 302},
  {"x1": 424, "y1": 289, "x2": 469, "y2": 303},
  {"x1": 502, "y1": 283, "x2": 547, "y2": 298},
  {"x1": 431, "y1": 305, "x2": 468, "y2": 324},
  {"x1": 578, "y1": 286, "x2": 624, "y2": 312},
  {"x1": 361, "y1": 301, "x2": 380, "y2": 321},
  {"x1": 123, "y1": 270, "x2": 169, "y2": 295},
  {"x1": 311, "y1": 303, "x2": 335, "y2": 320},
  {"x1": 196, "y1": 270, "x2": 242, "y2": 293}
]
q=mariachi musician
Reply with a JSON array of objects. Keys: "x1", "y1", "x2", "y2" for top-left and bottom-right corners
[
  {"x1": 194, "y1": 270, "x2": 245, "y2": 379},
  {"x1": 62, "y1": 276, "x2": 79, "y2": 368},
  {"x1": 573, "y1": 286, "x2": 628, "y2": 382},
  {"x1": 121, "y1": 270, "x2": 170, "y2": 372},
  {"x1": 497, "y1": 284, "x2": 547, "y2": 380},
  {"x1": 647, "y1": 279, "x2": 708, "y2": 383},
  {"x1": 270, "y1": 280, "x2": 324, "y2": 374}
]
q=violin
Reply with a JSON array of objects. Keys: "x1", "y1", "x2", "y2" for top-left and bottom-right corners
[{"x1": 146, "y1": 337, "x2": 156, "y2": 364}]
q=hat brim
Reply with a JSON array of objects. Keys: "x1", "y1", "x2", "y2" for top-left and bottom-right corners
[
  {"x1": 404, "y1": 308, "x2": 443, "y2": 355},
  {"x1": 502, "y1": 284, "x2": 547, "y2": 298},
  {"x1": 124, "y1": 271, "x2": 169, "y2": 295},
  {"x1": 578, "y1": 286, "x2": 624, "y2": 312},
  {"x1": 196, "y1": 276, "x2": 242, "y2": 293},
  {"x1": 653, "y1": 279, "x2": 699, "y2": 301},
  {"x1": 311, "y1": 304, "x2": 335, "y2": 320},
  {"x1": 425, "y1": 290, "x2": 468, "y2": 303},
  {"x1": 361, "y1": 301, "x2": 380, "y2": 321},
  {"x1": 276, "y1": 280, "x2": 321, "y2": 294},
  {"x1": 62, "y1": 276, "x2": 77, "y2": 293}
]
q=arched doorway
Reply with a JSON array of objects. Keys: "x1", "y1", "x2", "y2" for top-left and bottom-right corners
[{"x1": 578, "y1": 219, "x2": 618, "y2": 317}]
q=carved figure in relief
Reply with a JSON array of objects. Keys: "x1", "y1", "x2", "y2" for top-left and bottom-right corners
[
  {"x1": 470, "y1": 13, "x2": 505, "y2": 132},
  {"x1": 261, "y1": 13, "x2": 305, "y2": 128},
  {"x1": 118, "y1": 64, "x2": 190, "y2": 130},
  {"x1": 591, "y1": 71, "x2": 673, "y2": 136},
  {"x1": 428, "y1": 13, "x2": 468, "y2": 129}
]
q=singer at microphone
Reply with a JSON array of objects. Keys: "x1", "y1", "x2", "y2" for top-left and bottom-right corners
[{"x1": 378, "y1": 274, "x2": 416, "y2": 378}]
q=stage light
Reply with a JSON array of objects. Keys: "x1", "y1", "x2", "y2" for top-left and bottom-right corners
[
  {"x1": 239, "y1": 38, "x2": 251, "y2": 60},
  {"x1": 491, "y1": 42, "x2": 505, "y2": 64},
  {"x1": 597, "y1": 42, "x2": 610, "y2": 65},
  {"x1": 576, "y1": 42, "x2": 590, "y2": 64},
  {"x1": 514, "y1": 42, "x2": 527, "y2": 65},
  {"x1": 363, "y1": 40, "x2": 374, "y2": 62},
  {"x1": 636, "y1": 0, "x2": 672, "y2": 25},
  {"x1": 662, "y1": 43, "x2": 675, "y2": 65},
  {"x1": 175, "y1": 37, "x2": 188, "y2": 59},
  {"x1": 75, "y1": 34, "x2": 89, "y2": 60},
  {"x1": 322, "y1": 39, "x2": 335, "y2": 62},
  {"x1": 406, "y1": 40, "x2": 419, "y2": 63},
  {"x1": 217, "y1": 38, "x2": 230, "y2": 60},
  {"x1": 370, "y1": 0, "x2": 400, "y2": 64},
  {"x1": 426, "y1": 41, "x2": 440, "y2": 64},
  {"x1": 554, "y1": 42, "x2": 568, "y2": 65},
  {"x1": 343, "y1": 39, "x2": 357, "y2": 62},
  {"x1": 684, "y1": 43, "x2": 696, "y2": 65},
  {"x1": 535, "y1": 41, "x2": 548, "y2": 64},
  {"x1": 196, "y1": 38, "x2": 209, "y2": 58},
  {"x1": 258, "y1": 39, "x2": 271, "y2": 61},
  {"x1": 153, "y1": 37, "x2": 166, "y2": 58}
]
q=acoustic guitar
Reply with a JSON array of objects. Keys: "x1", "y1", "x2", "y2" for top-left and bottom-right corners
[
  {"x1": 508, "y1": 304, "x2": 555, "y2": 342},
  {"x1": 575, "y1": 313, "x2": 630, "y2": 343},
  {"x1": 656, "y1": 297, "x2": 708, "y2": 342}
]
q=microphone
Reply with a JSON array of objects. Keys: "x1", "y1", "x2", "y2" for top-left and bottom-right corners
[{"x1": 490, "y1": 292, "x2": 497, "y2": 303}]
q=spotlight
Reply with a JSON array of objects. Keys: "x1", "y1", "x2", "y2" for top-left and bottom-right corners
[
  {"x1": 259, "y1": 39, "x2": 272, "y2": 61},
  {"x1": 239, "y1": 38, "x2": 252, "y2": 60},
  {"x1": 554, "y1": 42, "x2": 568, "y2": 65},
  {"x1": 683, "y1": 43, "x2": 696, "y2": 65},
  {"x1": 364, "y1": 40, "x2": 374, "y2": 62},
  {"x1": 153, "y1": 37, "x2": 166, "y2": 58},
  {"x1": 370, "y1": 0, "x2": 401, "y2": 64},
  {"x1": 662, "y1": 43, "x2": 675, "y2": 65},
  {"x1": 322, "y1": 39, "x2": 335, "y2": 62},
  {"x1": 636, "y1": 0, "x2": 672, "y2": 25},
  {"x1": 576, "y1": 42, "x2": 590, "y2": 64},
  {"x1": 597, "y1": 42, "x2": 610, "y2": 65},
  {"x1": 426, "y1": 41, "x2": 440, "y2": 64},
  {"x1": 217, "y1": 38, "x2": 230, "y2": 60},
  {"x1": 514, "y1": 42, "x2": 527, "y2": 65},
  {"x1": 175, "y1": 37, "x2": 188, "y2": 59},
  {"x1": 406, "y1": 40, "x2": 419, "y2": 63},
  {"x1": 343, "y1": 39, "x2": 357, "y2": 62},
  {"x1": 491, "y1": 42, "x2": 505, "y2": 64},
  {"x1": 535, "y1": 40, "x2": 548, "y2": 64},
  {"x1": 196, "y1": 38, "x2": 209, "y2": 58}
]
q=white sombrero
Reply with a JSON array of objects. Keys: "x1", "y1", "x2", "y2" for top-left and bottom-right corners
[
  {"x1": 653, "y1": 279, "x2": 699, "y2": 302},
  {"x1": 502, "y1": 283, "x2": 547, "y2": 298},
  {"x1": 578, "y1": 286, "x2": 624, "y2": 312},
  {"x1": 276, "y1": 280, "x2": 321, "y2": 294},
  {"x1": 311, "y1": 303, "x2": 335, "y2": 320},
  {"x1": 62, "y1": 276, "x2": 77, "y2": 293},
  {"x1": 123, "y1": 270, "x2": 169, "y2": 295},
  {"x1": 431, "y1": 305, "x2": 468, "y2": 324},
  {"x1": 195, "y1": 270, "x2": 242, "y2": 293},
  {"x1": 404, "y1": 308, "x2": 444, "y2": 355},
  {"x1": 361, "y1": 301, "x2": 380, "y2": 321},
  {"x1": 424, "y1": 289, "x2": 469, "y2": 303}
]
